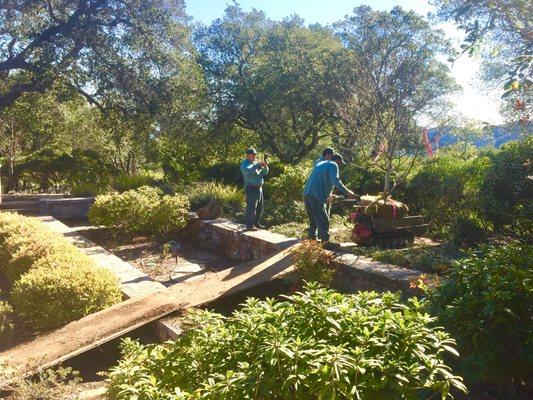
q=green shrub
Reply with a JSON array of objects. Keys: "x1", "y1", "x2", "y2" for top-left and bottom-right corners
[
  {"x1": 188, "y1": 181, "x2": 244, "y2": 215},
  {"x1": 89, "y1": 186, "x2": 162, "y2": 233},
  {"x1": 0, "y1": 213, "x2": 78, "y2": 283},
  {"x1": 264, "y1": 165, "x2": 309, "y2": 205},
  {"x1": 479, "y1": 138, "x2": 532, "y2": 238},
  {"x1": 0, "y1": 295, "x2": 14, "y2": 346},
  {"x1": 70, "y1": 181, "x2": 105, "y2": 197},
  {"x1": 112, "y1": 171, "x2": 161, "y2": 193},
  {"x1": 149, "y1": 194, "x2": 190, "y2": 239},
  {"x1": 426, "y1": 242, "x2": 533, "y2": 392},
  {"x1": 11, "y1": 260, "x2": 122, "y2": 330},
  {"x1": 107, "y1": 285, "x2": 466, "y2": 400},
  {"x1": 291, "y1": 240, "x2": 336, "y2": 285},
  {"x1": 89, "y1": 187, "x2": 189, "y2": 237},
  {"x1": 404, "y1": 149, "x2": 492, "y2": 242}
]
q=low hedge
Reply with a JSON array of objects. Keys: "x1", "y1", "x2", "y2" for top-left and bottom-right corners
[
  {"x1": 11, "y1": 260, "x2": 121, "y2": 330},
  {"x1": 89, "y1": 186, "x2": 190, "y2": 237},
  {"x1": 0, "y1": 213, "x2": 122, "y2": 330},
  {"x1": 0, "y1": 213, "x2": 77, "y2": 283}
]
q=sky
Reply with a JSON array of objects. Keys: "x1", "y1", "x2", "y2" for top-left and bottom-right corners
[{"x1": 185, "y1": 0, "x2": 504, "y2": 125}]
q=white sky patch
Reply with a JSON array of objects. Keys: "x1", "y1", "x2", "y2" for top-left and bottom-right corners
[{"x1": 438, "y1": 22, "x2": 504, "y2": 125}]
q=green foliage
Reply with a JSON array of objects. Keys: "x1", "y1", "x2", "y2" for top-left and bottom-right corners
[
  {"x1": 107, "y1": 284, "x2": 466, "y2": 400},
  {"x1": 479, "y1": 138, "x2": 532, "y2": 237},
  {"x1": 0, "y1": 212, "x2": 78, "y2": 283},
  {"x1": 404, "y1": 148, "x2": 492, "y2": 242},
  {"x1": 70, "y1": 182, "x2": 105, "y2": 197},
  {"x1": 264, "y1": 165, "x2": 309, "y2": 205},
  {"x1": 291, "y1": 240, "x2": 336, "y2": 285},
  {"x1": 149, "y1": 194, "x2": 191, "y2": 239},
  {"x1": 11, "y1": 258, "x2": 122, "y2": 330},
  {"x1": 89, "y1": 187, "x2": 190, "y2": 238},
  {"x1": 0, "y1": 213, "x2": 121, "y2": 330},
  {"x1": 0, "y1": 295, "x2": 14, "y2": 346},
  {"x1": 370, "y1": 244, "x2": 464, "y2": 274},
  {"x1": 112, "y1": 171, "x2": 161, "y2": 193},
  {"x1": 340, "y1": 164, "x2": 385, "y2": 195},
  {"x1": 187, "y1": 182, "x2": 244, "y2": 215},
  {"x1": 89, "y1": 186, "x2": 163, "y2": 233},
  {"x1": 426, "y1": 242, "x2": 533, "y2": 391}
]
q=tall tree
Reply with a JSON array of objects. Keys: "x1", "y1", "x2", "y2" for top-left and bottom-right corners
[
  {"x1": 430, "y1": 0, "x2": 532, "y2": 125},
  {"x1": 0, "y1": 0, "x2": 195, "y2": 114},
  {"x1": 195, "y1": 6, "x2": 349, "y2": 163},
  {"x1": 333, "y1": 6, "x2": 459, "y2": 193}
]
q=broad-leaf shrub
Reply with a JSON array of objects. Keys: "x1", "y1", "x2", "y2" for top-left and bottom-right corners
[
  {"x1": 107, "y1": 285, "x2": 466, "y2": 400},
  {"x1": 187, "y1": 181, "x2": 244, "y2": 215},
  {"x1": 89, "y1": 186, "x2": 190, "y2": 237},
  {"x1": 11, "y1": 260, "x2": 122, "y2": 330},
  {"x1": 426, "y1": 242, "x2": 533, "y2": 391},
  {"x1": 291, "y1": 240, "x2": 335, "y2": 285}
]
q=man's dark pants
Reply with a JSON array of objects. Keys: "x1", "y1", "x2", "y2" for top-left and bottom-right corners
[
  {"x1": 245, "y1": 185, "x2": 263, "y2": 228},
  {"x1": 304, "y1": 195, "x2": 330, "y2": 241}
]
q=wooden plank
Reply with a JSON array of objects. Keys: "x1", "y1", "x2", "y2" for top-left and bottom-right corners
[{"x1": 0, "y1": 244, "x2": 298, "y2": 385}]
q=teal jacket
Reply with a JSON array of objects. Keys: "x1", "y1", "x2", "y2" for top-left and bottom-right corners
[
  {"x1": 240, "y1": 159, "x2": 269, "y2": 187},
  {"x1": 304, "y1": 160, "x2": 349, "y2": 204}
]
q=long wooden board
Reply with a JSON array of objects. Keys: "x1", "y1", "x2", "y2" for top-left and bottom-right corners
[{"x1": 0, "y1": 244, "x2": 298, "y2": 386}]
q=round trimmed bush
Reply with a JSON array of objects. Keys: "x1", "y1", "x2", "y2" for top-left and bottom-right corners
[
  {"x1": 0, "y1": 213, "x2": 77, "y2": 283},
  {"x1": 11, "y1": 260, "x2": 122, "y2": 330},
  {"x1": 149, "y1": 194, "x2": 190, "y2": 238}
]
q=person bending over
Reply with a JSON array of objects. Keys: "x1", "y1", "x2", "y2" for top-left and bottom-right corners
[{"x1": 303, "y1": 153, "x2": 358, "y2": 249}]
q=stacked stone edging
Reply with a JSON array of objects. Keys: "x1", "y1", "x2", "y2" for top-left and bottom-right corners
[{"x1": 188, "y1": 216, "x2": 424, "y2": 295}]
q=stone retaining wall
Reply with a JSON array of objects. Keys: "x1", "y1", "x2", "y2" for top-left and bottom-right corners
[
  {"x1": 188, "y1": 216, "x2": 423, "y2": 296},
  {"x1": 39, "y1": 197, "x2": 95, "y2": 218}
]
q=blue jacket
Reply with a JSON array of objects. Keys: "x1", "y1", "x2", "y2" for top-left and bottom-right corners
[
  {"x1": 304, "y1": 160, "x2": 349, "y2": 204},
  {"x1": 240, "y1": 159, "x2": 269, "y2": 187}
]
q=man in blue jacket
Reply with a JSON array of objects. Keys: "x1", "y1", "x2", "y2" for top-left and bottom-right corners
[
  {"x1": 304, "y1": 153, "x2": 358, "y2": 249},
  {"x1": 240, "y1": 148, "x2": 269, "y2": 231}
]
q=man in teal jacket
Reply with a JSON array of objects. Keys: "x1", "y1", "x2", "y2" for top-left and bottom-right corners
[
  {"x1": 304, "y1": 153, "x2": 357, "y2": 249},
  {"x1": 240, "y1": 148, "x2": 269, "y2": 230}
]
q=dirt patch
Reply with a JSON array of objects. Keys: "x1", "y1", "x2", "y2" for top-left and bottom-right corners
[{"x1": 60, "y1": 219, "x2": 239, "y2": 285}]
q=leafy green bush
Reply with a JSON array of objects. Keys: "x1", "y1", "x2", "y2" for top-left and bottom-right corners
[
  {"x1": 89, "y1": 187, "x2": 190, "y2": 237},
  {"x1": 479, "y1": 138, "x2": 532, "y2": 238},
  {"x1": 112, "y1": 171, "x2": 161, "y2": 193},
  {"x1": 11, "y1": 258, "x2": 122, "y2": 330},
  {"x1": 404, "y1": 149, "x2": 492, "y2": 242},
  {"x1": 107, "y1": 285, "x2": 465, "y2": 400},
  {"x1": 70, "y1": 181, "x2": 105, "y2": 197},
  {"x1": 340, "y1": 164, "x2": 385, "y2": 194},
  {"x1": 148, "y1": 194, "x2": 190, "y2": 239},
  {"x1": 264, "y1": 165, "x2": 309, "y2": 205},
  {"x1": 0, "y1": 295, "x2": 14, "y2": 346},
  {"x1": 291, "y1": 240, "x2": 336, "y2": 285},
  {"x1": 0, "y1": 213, "x2": 78, "y2": 283},
  {"x1": 187, "y1": 181, "x2": 244, "y2": 215},
  {"x1": 426, "y1": 242, "x2": 533, "y2": 392}
]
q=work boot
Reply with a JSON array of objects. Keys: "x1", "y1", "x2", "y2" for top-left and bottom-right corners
[
  {"x1": 323, "y1": 241, "x2": 341, "y2": 250},
  {"x1": 245, "y1": 226, "x2": 258, "y2": 231},
  {"x1": 254, "y1": 224, "x2": 266, "y2": 229}
]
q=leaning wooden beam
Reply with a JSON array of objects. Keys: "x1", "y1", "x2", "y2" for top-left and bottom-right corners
[{"x1": 0, "y1": 244, "x2": 299, "y2": 386}]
